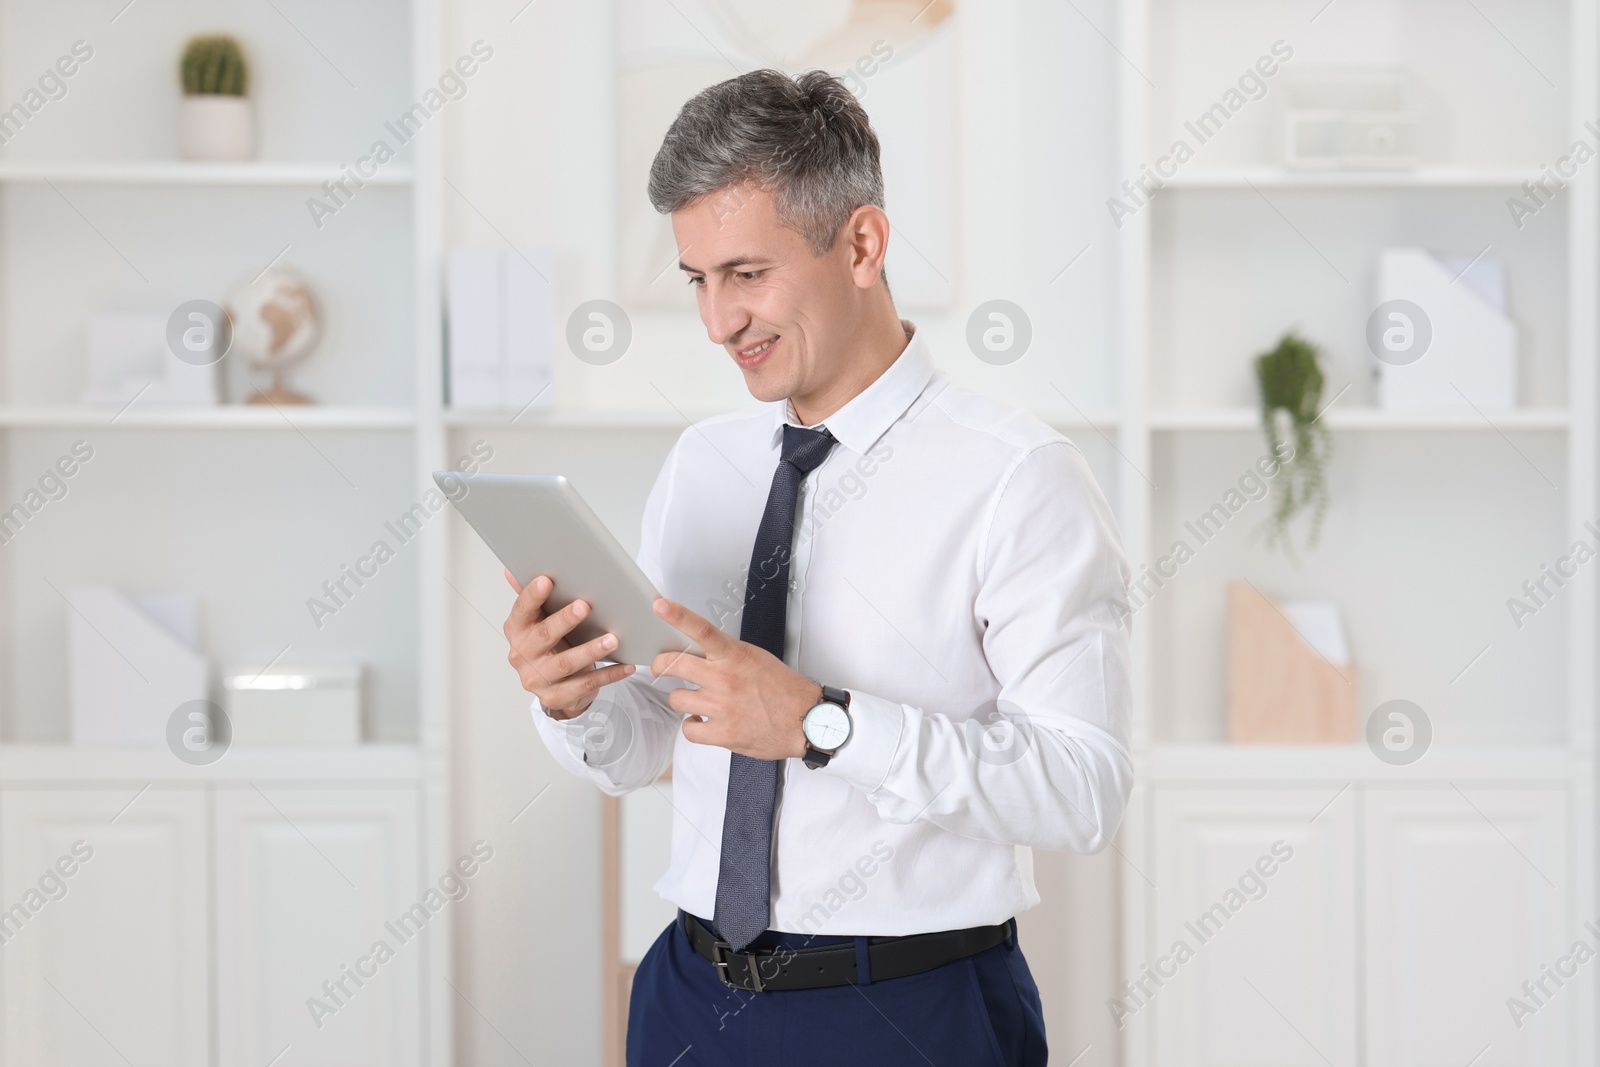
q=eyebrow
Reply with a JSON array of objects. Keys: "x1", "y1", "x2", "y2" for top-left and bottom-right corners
[{"x1": 679, "y1": 256, "x2": 768, "y2": 274}]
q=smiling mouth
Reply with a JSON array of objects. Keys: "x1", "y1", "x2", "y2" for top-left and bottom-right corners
[{"x1": 735, "y1": 336, "x2": 778, "y2": 367}]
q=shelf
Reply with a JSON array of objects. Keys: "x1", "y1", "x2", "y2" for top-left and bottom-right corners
[
  {"x1": 1160, "y1": 167, "x2": 1537, "y2": 190},
  {"x1": 0, "y1": 743, "x2": 425, "y2": 783},
  {"x1": 1137, "y1": 744, "x2": 1577, "y2": 784},
  {"x1": 0, "y1": 405, "x2": 416, "y2": 429},
  {"x1": 444, "y1": 403, "x2": 1560, "y2": 437},
  {"x1": 1148, "y1": 407, "x2": 1569, "y2": 431},
  {"x1": 0, "y1": 161, "x2": 414, "y2": 187},
  {"x1": 443, "y1": 407, "x2": 1123, "y2": 430},
  {"x1": 444, "y1": 407, "x2": 735, "y2": 429}
]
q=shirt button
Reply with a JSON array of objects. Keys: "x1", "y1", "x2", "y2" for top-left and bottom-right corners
[{"x1": 789, "y1": 578, "x2": 798, "y2": 592}]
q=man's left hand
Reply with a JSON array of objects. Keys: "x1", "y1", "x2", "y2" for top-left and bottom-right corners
[{"x1": 649, "y1": 597, "x2": 820, "y2": 760}]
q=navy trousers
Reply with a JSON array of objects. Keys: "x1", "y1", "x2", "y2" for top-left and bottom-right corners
[{"x1": 626, "y1": 911, "x2": 1048, "y2": 1067}]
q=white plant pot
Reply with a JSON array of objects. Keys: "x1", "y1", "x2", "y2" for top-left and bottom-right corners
[{"x1": 178, "y1": 95, "x2": 254, "y2": 162}]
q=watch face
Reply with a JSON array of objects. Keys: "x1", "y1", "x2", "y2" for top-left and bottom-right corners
[{"x1": 803, "y1": 702, "x2": 850, "y2": 751}]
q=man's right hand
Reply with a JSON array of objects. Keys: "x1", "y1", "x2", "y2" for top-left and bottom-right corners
[{"x1": 502, "y1": 569, "x2": 637, "y2": 720}]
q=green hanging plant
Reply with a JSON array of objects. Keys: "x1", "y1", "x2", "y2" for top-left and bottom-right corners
[
  {"x1": 180, "y1": 34, "x2": 249, "y2": 97},
  {"x1": 1254, "y1": 331, "x2": 1331, "y2": 554}
]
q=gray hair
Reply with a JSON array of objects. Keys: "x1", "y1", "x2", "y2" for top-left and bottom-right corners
[{"x1": 648, "y1": 69, "x2": 886, "y2": 258}]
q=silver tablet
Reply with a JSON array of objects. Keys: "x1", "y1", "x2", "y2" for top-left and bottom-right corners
[{"x1": 435, "y1": 471, "x2": 701, "y2": 666}]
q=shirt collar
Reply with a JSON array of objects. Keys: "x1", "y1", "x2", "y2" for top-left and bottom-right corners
[{"x1": 768, "y1": 319, "x2": 933, "y2": 456}]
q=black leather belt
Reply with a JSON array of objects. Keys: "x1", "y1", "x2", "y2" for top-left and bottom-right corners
[{"x1": 680, "y1": 911, "x2": 1011, "y2": 992}]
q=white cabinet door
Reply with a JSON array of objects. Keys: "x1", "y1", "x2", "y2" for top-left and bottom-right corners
[
  {"x1": 1149, "y1": 786, "x2": 1358, "y2": 1067},
  {"x1": 213, "y1": 786, "x2": 422, "y2": 1067},
  {"x1": 0, "y1": 786, "x2": 210, "y2": 1067},
  {"x1": 1365, "y1": 786, "x2": 1571, "y2": 1067}
]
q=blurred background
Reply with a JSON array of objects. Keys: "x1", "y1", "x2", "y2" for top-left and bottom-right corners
[{"x1": 0, "y1": 0, "x2": 1592, "y2": 1064}]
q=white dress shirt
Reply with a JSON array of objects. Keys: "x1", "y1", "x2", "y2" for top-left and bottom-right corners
[{"x1": 533, "y1": 320, "x2": 1134, "y2": 936}]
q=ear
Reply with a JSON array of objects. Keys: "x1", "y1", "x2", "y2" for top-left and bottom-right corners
[{"x1": 839, "y1": 204, "x2": 890, "y2": 291}]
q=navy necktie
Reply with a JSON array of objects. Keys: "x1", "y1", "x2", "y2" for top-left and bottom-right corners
[{"x1": 713, "y1": 422, "x2": 837, "y2": 951}]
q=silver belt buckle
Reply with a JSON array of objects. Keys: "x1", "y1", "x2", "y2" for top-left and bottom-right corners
[{"x1": 709, "y1": 939, "x2": 765, "y2": 992}]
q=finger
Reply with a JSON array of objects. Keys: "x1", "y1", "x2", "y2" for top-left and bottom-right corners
[
  {"x1": 508, "y1": 594, "x2": 577, "y2": 675},
  {"x1": 546, "y1": 631, "x2": 620, "y2": 679},
  {"x1": 510, "y1": 643, "x2": 557, "y2": 691},
  {"x1": 667, "y1": 685, "x2": 713, "y2": 720},
  {"x1": 535, "y1": 596, "x2": 592, "y2": 648},
  {"x1": 504, "y1": 568, "x2": 524, "y2": 595},
  {"x1": 508, "y1": 573, "x2": 555, "y2": 630},
  {"x1": 681, "y1": 714, "x2": 719, "y2": 747},
  {"x1": 651, "y1": 648, "x2": 710, "y2": 684},
  {"x1": 507, "y1": 600, "x2": 569, "y2": 669},
  {"x1": 652, "y1": 597, "x2": 733, "y2": 656},
  {"x1": 541, "y1": 662, "x2": 636, "y2": 708}
]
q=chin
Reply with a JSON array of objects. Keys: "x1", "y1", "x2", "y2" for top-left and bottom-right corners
[{"x1": 740, "y1": 365, "x2": 794, "y2": 405}]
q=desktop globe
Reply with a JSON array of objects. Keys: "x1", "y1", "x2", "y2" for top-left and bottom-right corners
[{"x1": 226, "y1": 267, "x2": 321, "y2": 404}]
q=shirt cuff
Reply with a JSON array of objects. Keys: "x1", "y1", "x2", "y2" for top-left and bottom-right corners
[
  {"x1": 820, "y1": 689, "x2": 903, "y2": 795},
  {"x1": 530, "y1": 697, "x2": 596, "y2": 768}
]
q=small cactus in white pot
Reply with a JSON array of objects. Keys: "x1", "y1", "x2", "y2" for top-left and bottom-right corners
[{"x1": 178, "y1": 35, "x2": 253, "y2": 161}]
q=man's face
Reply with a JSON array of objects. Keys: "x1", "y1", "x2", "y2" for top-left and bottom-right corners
[{"x1": 672, "y1": 183, "x2": 856, "y2": 405}]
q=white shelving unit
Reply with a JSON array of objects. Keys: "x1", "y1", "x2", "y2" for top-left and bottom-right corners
[
  {"x1": 0, "y1": 0, "x2": 449, "y2": 1063},
  {"x1": 1148, "y1": 406, "x2": 1573, "y2": 431},
  {"x1": 0, "y1": 161, "x2": 415, "y2": 186},
  {"x1": 1114, "y1": 0, "x2": 1596, "y2": 1064},
  {"x1": 1160, "y1": 166, "x2": 1538, "y2": 189}
]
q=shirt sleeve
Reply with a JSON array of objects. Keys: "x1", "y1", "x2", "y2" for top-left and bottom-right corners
[
  {"x1": 530, "y1": 677, "x2": 683, "y2": 796},
  {"x1": 820, "y1": 439, "x2": 1135, "y2": 854},
  {"x1": 529, "y1": 440, "x2": 689, "y2": 795}
]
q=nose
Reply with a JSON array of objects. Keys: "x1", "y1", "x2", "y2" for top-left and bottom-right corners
[{"x1": 700, "y1": 280, "x2": 750, "y2": 348}]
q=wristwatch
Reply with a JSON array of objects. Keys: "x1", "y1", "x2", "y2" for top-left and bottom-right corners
[{"x1": 801, "y1": 684, "x2": 852, "y2": 769}]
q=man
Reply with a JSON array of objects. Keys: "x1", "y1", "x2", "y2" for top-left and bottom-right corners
[{"x1": 502, "y1": 69, "x2": 1132, "y2": 1066}]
